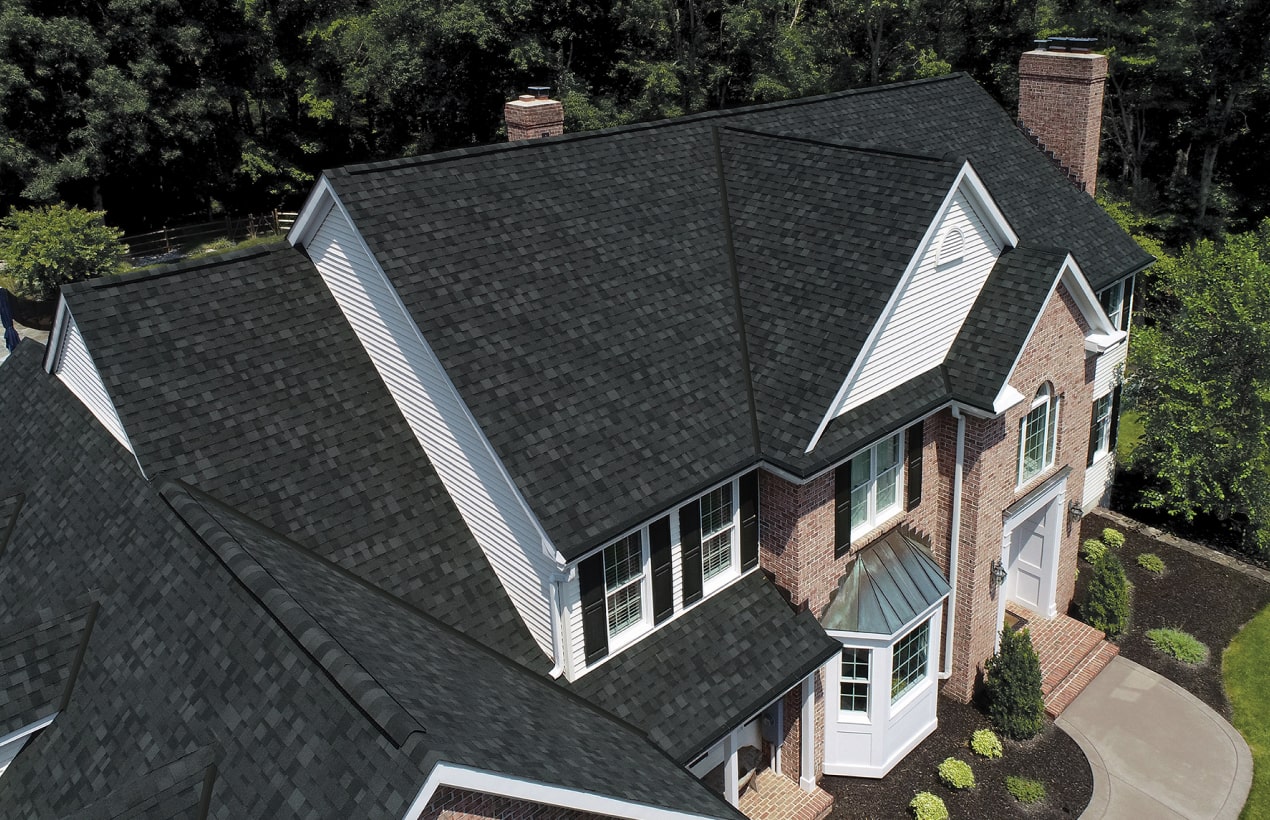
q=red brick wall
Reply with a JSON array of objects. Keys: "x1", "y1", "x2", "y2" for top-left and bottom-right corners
[
  {"x1": 419, "y1": 787, "x2": 599, "y2": 820},
  {"x1": 505, "y1": 98, "x2": 565, "y2": 141},
  {"x1": 1018, "y1": 50, "x2": 1108, "y2": 196}
]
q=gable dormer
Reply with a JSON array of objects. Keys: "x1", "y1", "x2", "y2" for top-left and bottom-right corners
[{"x1": 808, "y1": 163, "x2": 1017, "y2": 451}]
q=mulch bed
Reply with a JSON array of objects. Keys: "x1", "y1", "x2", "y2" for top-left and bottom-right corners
[
  {"x1": 823, "y1": 696, "x2": 1091, "y2": 819},
  {"x1": 1075, "y1": 512, "x2": 1270, "y2": 718}
]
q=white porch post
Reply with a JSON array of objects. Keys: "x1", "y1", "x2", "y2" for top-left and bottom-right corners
[
  {"x1": 799, "y1": 673, "x2": 816, "y2": 792},
  {"x1": 723, "y1": 730, "x2": 739, "y2": 806}
]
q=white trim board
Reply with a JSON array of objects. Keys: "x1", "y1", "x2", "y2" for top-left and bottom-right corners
[{"x1": 401, "y1": 762, "x2": 730, "y2": 820}]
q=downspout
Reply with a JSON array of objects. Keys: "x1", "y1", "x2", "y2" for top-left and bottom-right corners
[
  {"x1": 547, "y1": 577, "x2": 566, "y2": 679},
  {"x1": 941, "y1": 407, "x2": 966, "y2": 679}
]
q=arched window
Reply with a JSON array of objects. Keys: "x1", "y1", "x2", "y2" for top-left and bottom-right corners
[{"x1": 1018, "y1": 384, "x2": 1059, "y2": 484}]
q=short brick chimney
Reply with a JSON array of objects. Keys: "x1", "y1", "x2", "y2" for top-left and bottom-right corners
[
  {"x1": 505, "y1": 86, "x2": 564, "y2": 142},
  {"x1": 1017, "y1": 38, "x2": 1108, "y2": 196}
]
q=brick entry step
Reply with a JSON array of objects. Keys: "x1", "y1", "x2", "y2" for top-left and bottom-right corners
[
  {"x1": 1006, "y1": 606, "x2": 1120, "y2": 718},
  {"x1": 737, "y1": 769, "x2": 833, "y2": 820}
]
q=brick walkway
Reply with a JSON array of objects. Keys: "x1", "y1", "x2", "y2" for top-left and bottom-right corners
[
  {"x1": 1007, "y1": 605, "x2": 1119, "y2": 717},
  {"x1": 737, "y1": 769, "x2": 833, "y2": 820}
]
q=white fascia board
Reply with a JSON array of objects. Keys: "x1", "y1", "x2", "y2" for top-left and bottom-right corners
[
  {"x1": 805, "y1": 161, "x2": 1017, "y2": 453},
  {"x1": 402, "y1": 762, "x2": 730, "y2": 820},
  {"x1": 288, "y1": 176, "x2": 338, "y2": 248},
  {"x1": 0, "y1": 713, "x2": 56, "y2": 749},
  {"x1": 796, "y1": 402, "x2": 950, "y2": 487},
  {"x1": 43, "y1": 296, "x2": 69, "y2": 374},
  {"x1": 990, "y1": 384, "x2": 1026, "y2": 415}
]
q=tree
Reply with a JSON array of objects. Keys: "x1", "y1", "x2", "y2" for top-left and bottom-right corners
[
  {"x1": 0, "y1": 205, "x2": 125, "y2": 301},
  {"x1": 1081, "y1": 552, "x2": 1131, "y2": 637},
  {"x1": 1129, "y1": 221, "x2": 1270, "y2": 549},
  {"x1": 984, "y1": 627, "x2": 1045, "y2": 740}
]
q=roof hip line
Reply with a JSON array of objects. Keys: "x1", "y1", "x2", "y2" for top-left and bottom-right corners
[{"x1": 711, "y1": 126, "x2": 762, "y2": 456}]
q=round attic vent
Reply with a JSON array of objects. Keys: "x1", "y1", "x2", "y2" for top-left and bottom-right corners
[{"x1": 937, "y1": 227, "x2": 965, "y2": 266}]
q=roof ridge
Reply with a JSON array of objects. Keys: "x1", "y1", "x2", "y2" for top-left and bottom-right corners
[
  {"x1": 719, "y1": 125, "x2": 954, "y2": 165},
  {"x1": 335, "y1": 73, "x2": 970, "y2": 177},
  {"x1": 64, "y1": 241, "x2": 293, "y2": 295}
]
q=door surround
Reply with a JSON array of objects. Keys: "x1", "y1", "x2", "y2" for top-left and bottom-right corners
[{"x1": 997, "y1": 474, "x2": 1067, "y2": 638}]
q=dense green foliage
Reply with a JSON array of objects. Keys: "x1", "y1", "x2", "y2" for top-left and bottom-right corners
[
  {"x1": 1224, "y1": 603, "x2": 1270, "y2": 819},
  {"x1": 1136, "y1": 552, "x2": 1165, "y2": 573},
  {"x1": 937, "y1": 757, "x2": 975, "y2": 789},
  {"x1": 969, "y1": 728, "x2": 1002, "y2": 759},
  {"x1": 985, "y1": 627, "x2": 1045, "y2": 740},
  {"x1": 1082, "y1": 552, "x2": 1131, "y2": 638},
  {"x1": 1146, "y1": 627, "x2": 1207, "y2": 664},
  {"x1": 909, "y1": 791, "x2": 949, "y2": 820},
  {"x1": 1, "y1": 0, "x2": 1267, "y2": 235},
  {"x1": 1081, "y1": 537, "x2": 1108, "y2": 564},
  {"x1": 0, "y1": 205, "x2": 125, "y2": 300},
  {"x1": 1005, "y1": 775, "x2": 1046, "y2": 804},
  {"x1": 1101, "y1": 528, "x2": 1125, "y2": 550},
  {"x1": 1128, "y1": 222, "x2": 1270, "y2": 550}
]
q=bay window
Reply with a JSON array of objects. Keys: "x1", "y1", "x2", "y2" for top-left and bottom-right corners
[
  {"x1": 840, "y1": 648, "x2": 871, "y2": 716},
  {"x1": 890, "y1": 619, "x2": 930, "y2": 703}
]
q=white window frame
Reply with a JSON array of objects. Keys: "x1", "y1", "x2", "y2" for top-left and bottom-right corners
[
  {"x1": 602, "y1": 531, "x2": 649, "y2": 646},
  {"x1": 1090, "y1": 393, "x2": 1113, "y2": 462},
  {"x1": 1018, "y1": 385, "x2": 1059, "y2": 487},
  {"x1": 889, "y1": 618, "x2": 931, "y2": 706},
  {"x1": 700, "y1": 478, "x2": 742, "y2": 597},
  {"x1": 1099, "y1": 279, "x2": 1130, "y2": 331},
  {"x1": 838, "y1": 647, "x2": 872, "y2": 724},
  {"x1": 848, "y1": 432, "x2": 904, "y2": 537}
]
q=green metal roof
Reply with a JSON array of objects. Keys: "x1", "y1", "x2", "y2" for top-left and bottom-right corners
[{"x1": 820, "y1": 529, "x2": 951, "y2": 636}]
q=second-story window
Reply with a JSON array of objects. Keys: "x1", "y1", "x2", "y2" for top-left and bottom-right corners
[
  {"x1": 1019, "y1": 384, "x2": 1059, "y2": 485},
  {"x1": 700, "y1": 485, "x2": 735, "y2": 582},
  {"x1": 604, "y1": 533, "x2": 645, "y2": 638},
  {"x1": 1099, "y1": 277, "x2": 1133, "y2": 332},
  {"x1": 850, "y1": 433, "x2": 903, "y2": 533}
]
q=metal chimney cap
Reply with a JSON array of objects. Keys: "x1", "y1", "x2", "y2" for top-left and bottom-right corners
[
  {"x1": 1043, "y1": 36, "x2": 1097, "y2": 53},
  {"x1": 528, "y1": 86, "x2": 551, "y2": 99}
]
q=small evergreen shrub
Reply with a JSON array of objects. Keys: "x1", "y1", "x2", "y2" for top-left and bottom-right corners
[
  {"x1": 1101, "y1": 528, "x2": 1126, "y2": 550},
  {"x1": 985, "y1": 627, "x2": 1045, "y2": 740},
  {"x1": 969, "y1": 728, "x2": 1002, "y2": 759},
  {"x1": 1006, "y1": 775, "x2": 1046, "y2": 804},
  {"x1": 910, "y1": 791, "x2": 949, "y2": 820},
  {"x1": 1147, "y1": 628, "x2": 1209, "y2": 664},
  {"x1": 1081, "y1": 538, "x2": 1107, "y2": 563},
  {"x1": 938, "y1": 757, "x2": 975, "y2": 789},
  {"x1": 1137, "y1": 552, "x2": 1166, "y2": 573},
  {"x1": 1082, "y1": 552, "x2": 1131, "y2": 638}
]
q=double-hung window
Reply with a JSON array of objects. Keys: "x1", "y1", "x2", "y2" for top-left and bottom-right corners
[
  {"x1": 850, "y1": 433, "x2": 902, "y2": 533},
  {"x1": 1099, "y1": 278, "x2": 1133, "y2": 331},
  {"x1": 700, "y1": 484, "x2": 735, "y2": 583},
  {"x1": 891, "y1": 619, "x2": 930, "y2": 703},
  {"x1": 1019, "y1": 385, "x2": 1059, "y2": 485},
  {"x1": 1090, "y1": 394, "x2": 1113, "y2": 461},
  {"x1": 840, "y1": 648, "x2": 871, "y2": 716},
  {"x1": 603, "y1": 533, "x2": 645, "y2": 638}
]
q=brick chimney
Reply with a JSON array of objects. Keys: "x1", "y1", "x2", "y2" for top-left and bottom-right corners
[
  {"x1": 1017, "y1": 38, "x2": 1108, "y2": 196},
  {"x1": 505, "y1": 86, "x2": 564, "y2": 142}
]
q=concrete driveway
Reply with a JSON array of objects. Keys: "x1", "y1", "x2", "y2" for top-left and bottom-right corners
[{"x1": 1057, "y1": 656, "x2": 1252, "y2": 820}]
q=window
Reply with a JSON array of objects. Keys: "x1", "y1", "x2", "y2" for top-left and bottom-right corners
[
  {"x1": 1018, "y1": 385, "x2": 1059, "y2": 485},
  {"x1": 850, "y1": 433, "x2": 903, "y2": 533},
  {"x1": 1090, "y1": 394, "x2": 1113, "y2": 460},
  {"x1": 840, "y1": 648, "x2": 871, "y2": 715},
  {"x1": 603, "y1": 533, "x2": 644, "y2": 638},
  {"x1": 1099, "y1": 278, "x2": 1132, "y2": 331},
  {"x1": 891, "y1": 620, "x2": 931, "y2": 703},
  {"x1": 700, "y1": 485, "x2": 735, "y2": 582}
]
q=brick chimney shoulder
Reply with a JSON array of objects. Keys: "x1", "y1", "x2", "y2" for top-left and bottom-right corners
[
  {"x1": 1017, "y1": 49, "x2": 1108, "y2": 196},
  {"x1": 505, "y1": 95, "x2": 564, "y2": 142}
]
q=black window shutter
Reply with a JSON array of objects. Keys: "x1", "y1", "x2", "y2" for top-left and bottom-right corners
[
  {"x1": 1108, "y1": 384, "x2": 1123, "y2": 452},
  {"x1": 650, "y1": 516, "x2": 674, "y2": 624},
  {"x1": 834, "y1": 464, "x2": 852, "y2": 559},
  {"x1": 740, "y1": 471, "x2": 759, "y2": 571},
  {"x1": 905, "y1": 423, "x2": 924, "y2": 512},
  {"x1": 1087, "y1": 399, "x2": 1101, "y2": 467},
  {"x1": 579, "y1": 552, "x2": 609, "y2": 665},
  {"x1": 680, "y1": 500, "x2": 703, "y2": 606}
]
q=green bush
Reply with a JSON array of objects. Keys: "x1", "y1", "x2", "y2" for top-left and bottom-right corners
[
  {"x1": 910, "y1": 791, "x2": 949, "y2": 820},
  {"x1": 0, "y1": 204, "x2": 126, "y2": 301},
  {"x1": 1147, "y1": 627, "x2": 1209, "y2": 664},
  {"x1": 1082, "y1": 552, "x2": 1131, "y2": 638},
  {"x1": 985, "y1": 627, "x2": 1046, "y2": 740},
  {"x1": 937, "y1": 756, "x2": 975, "y2": 789},
  {"x1": 1101, "y1": 527, "x2": 1126, "y2": 550},
  {"x1": 1081, "y1": 538, "x2": 1108, "y2": 563},
  {"x1": 1137, "y1": 552, "x2": 1166, "y2": 573},
  {"x1": 1006, "y1": 775, "x2": 1046, "y2": 804},
  {"x1": 969, "y1": 728, "x2": 1002, "y2": 759}
]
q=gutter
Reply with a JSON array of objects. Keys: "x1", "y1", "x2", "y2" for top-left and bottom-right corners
[{"x1": 941, "y1": 406, "x2": 967, "y2": 679}]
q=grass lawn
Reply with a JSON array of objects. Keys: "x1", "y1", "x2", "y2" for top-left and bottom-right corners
[
  {"x1": 1225, "y1": 603, "x2": 1270, "y2": 819},
  {"x1": 1117, "y1": 410, "x2": 1144, "y2": 462}
]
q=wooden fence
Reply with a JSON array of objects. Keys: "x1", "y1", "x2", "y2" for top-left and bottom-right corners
[{"x1": 122, "y1": 210, "x2": 299, "y2": 262}]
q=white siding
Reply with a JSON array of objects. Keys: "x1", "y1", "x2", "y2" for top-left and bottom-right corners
[
  {"x1": 1083, "y1": 340, "x2": 1129, "y2": 509},
  {"x1": 1093, "y1": 338, "x2": 1127, "y2": 397},
  {"x1": 53, "y1": 311, "x2": 134, "y2": 453},
  {"x1": 304, "y1": 203, "x2": 556, "y2": 658},
  {"x1": 837, "y1": 191, "x2": 1003, "y2": 415}
]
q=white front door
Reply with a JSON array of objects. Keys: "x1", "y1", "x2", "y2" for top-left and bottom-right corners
[{"x1": 1008, "y1": 503, "x2": 1050, "y2": 612}]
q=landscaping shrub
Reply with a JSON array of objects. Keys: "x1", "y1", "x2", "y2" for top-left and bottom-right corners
[
  {"x1": 1006, "y1": 775, "x2": 1047, "y2": 804},
  {"x1": 0, "y1": 204, "x2": 126, "y2": 301},
  {"x1": 1081, "y1": 538, "x2": 1107, "y2": 563},
  {"x1": 1137, "y1": 552, "x2": 1166, "y2": 573},
  {"x1": 1082, "y1": 552, "x2": 1131, "y2": 638},
  {"x1": 937, "y1": 756, "x2": 975, "y2": 789},
  {"x1": 1147, "y1": 627, "x2": 1209, "y2": 664},
  {"x1": 969, "y1": 728, "x2": 1002, "y2": 759},
  {"x1": 910, "y1": 791, "x2": 949, "y2": 820},
  {"x1": 1101, "y1": 527, "x2": 1126, "y2": 550},
  {"x1": 985, "y1": 627, "x2": 1045, "y2": 740}
]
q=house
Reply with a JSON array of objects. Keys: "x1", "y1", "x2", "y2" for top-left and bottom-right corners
[{"x1": 0, "y1": 39, "x2": 1150, "y2": 818}]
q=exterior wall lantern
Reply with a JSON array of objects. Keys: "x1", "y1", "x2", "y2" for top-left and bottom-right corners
[{"x1": 990, "y1": 559, "x2": 1008, "y2": 590}]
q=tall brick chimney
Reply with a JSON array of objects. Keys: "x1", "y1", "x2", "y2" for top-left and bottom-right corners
[
  {"x1": 505, "y1": 86, "x2": 564, "y2": 142},
  {"x1": 1017, "y1": 38, "x2": 1108, "y2": 196}
]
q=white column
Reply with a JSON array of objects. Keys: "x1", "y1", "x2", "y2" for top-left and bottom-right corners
[
  {"x1": 723, "y1": 730, "x2": 739, "y2": 806},
  {"x1": 800, "y1": 673, "x2": 816, "y2": 792}
]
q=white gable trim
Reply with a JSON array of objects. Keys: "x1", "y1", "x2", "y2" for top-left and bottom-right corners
[
  {"x1": 989, "y1": 254, "x2": 1124, "y2": 413},
  {"x1": 288, "y1": 175, "x2": 339, "y2": 247},
  {"x1": 0, "y1": 713, "x2": 56, "y2": 779},
  {"x1": 402, "y1": 762, "x2": 728, "y2": 820},
  {"x1": 806, "y1": 162, "x2": 1017, "y2": 453},
  {"x1": 44, "y1": 299, "x2": 137, "y2": 457}
]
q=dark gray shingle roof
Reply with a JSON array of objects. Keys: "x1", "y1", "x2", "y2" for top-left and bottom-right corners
[
  {"x1": 0, "y1": 602, "x2": 94, "y2": 737},
  {"x1": 568, "y1": 571, "x2": 841, "y2": 763}
]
